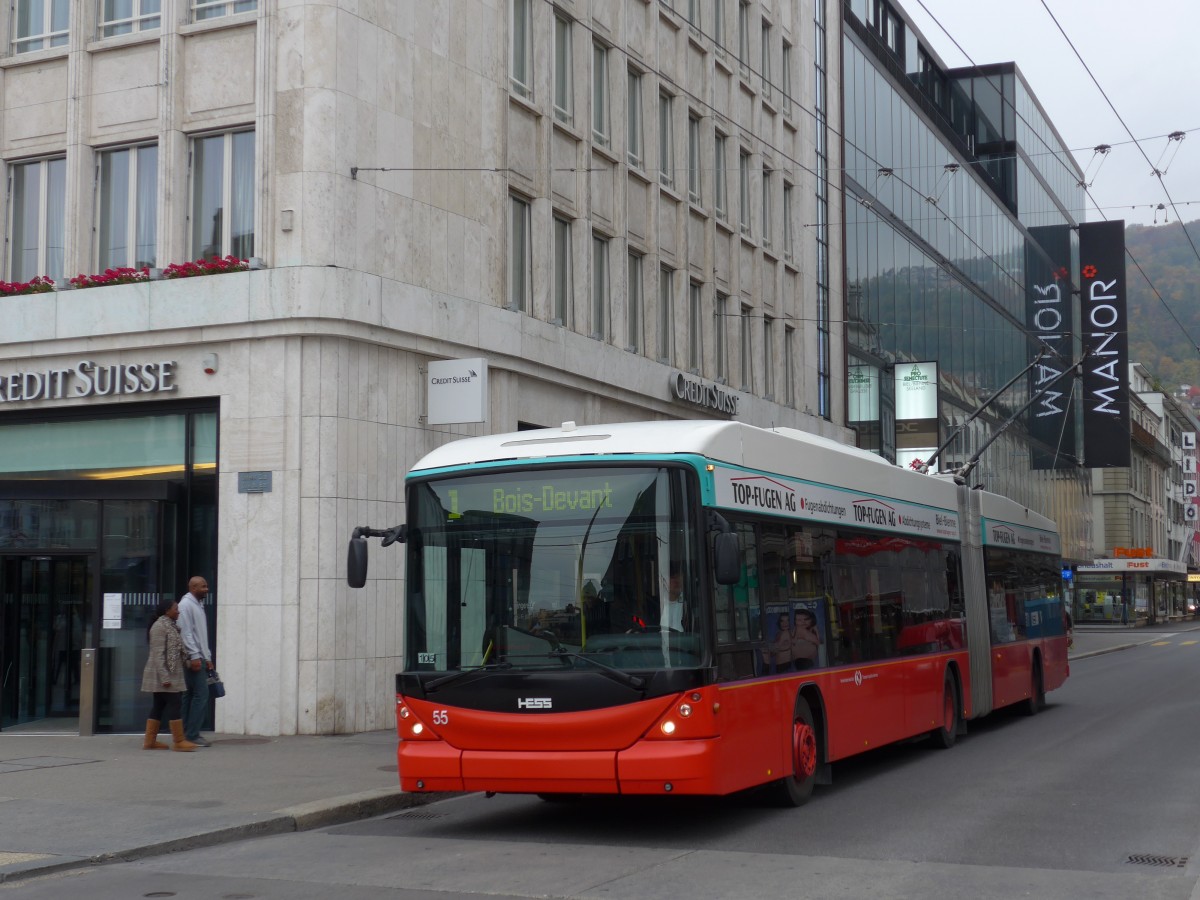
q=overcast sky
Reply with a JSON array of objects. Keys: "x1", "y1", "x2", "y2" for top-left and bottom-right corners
[{"x1": 901, "y1": 0, "x2": 1200, "y2": 229}]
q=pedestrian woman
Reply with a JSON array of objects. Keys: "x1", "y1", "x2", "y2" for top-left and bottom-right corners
[{"x1": 140, "y1": 598, "x2": 197, "y2": 752}]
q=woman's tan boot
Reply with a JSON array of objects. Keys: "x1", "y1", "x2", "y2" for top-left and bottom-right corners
[
  {"x1": 169, "y1": 719, "x2": 198, "y2": 751},
  {"x1": 143, "y1": 719, "x2": 169, "y2": 750}
]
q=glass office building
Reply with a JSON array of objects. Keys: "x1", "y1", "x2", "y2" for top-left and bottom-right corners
[{"x1": 842, "y1": 0, "x2": 1092, "y2": 564}]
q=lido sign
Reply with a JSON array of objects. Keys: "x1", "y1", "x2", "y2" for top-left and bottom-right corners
[{"x1": 0, "y1": 359, "x2": 177, "y2": 404}]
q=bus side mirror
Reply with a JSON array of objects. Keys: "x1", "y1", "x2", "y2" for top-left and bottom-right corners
[
  {"x1": 714, "y1": 532, "x2": 740, "y2": 585},
  {"x1": 347, "y1": 537, "x2": 369, "y2": 588}
]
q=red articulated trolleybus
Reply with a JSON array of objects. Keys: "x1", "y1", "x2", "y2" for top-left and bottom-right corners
[{"x1": 347, "y1": 420, "x2": 1069, "y2": 805}]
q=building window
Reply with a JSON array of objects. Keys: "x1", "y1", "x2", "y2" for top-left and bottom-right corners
[
  {"x1": 628, "y1": 69, "x2": 643, "y2": 168},
  {"x1": 739, "y1": 149, "x2": 752, "y2": 235},
  {"x1": 98, "y1": 144, "x2": 158, "y2": 271},
  {"x1": 510, "y1": 0, "x2": 533, "y2": 99},
  {"x1": 592, "y1": 43, "x2": 610, "y2": 147},
  {"x1": 658, "y1": 266, "x2": 673, "y2": 361},
  {"x1": 192, "y1": 0, "x2": 254, "y2": 21},
  {"x1": 712, "y1": 0, "x2": 724, "y2": 51},
  {"x1": 686, "y1": 0, "x2": 701, "y2": 31},
  {"x1": 714, "y1": 133, "x2": 727, "y2": 219},
  {"x1": 508, "y1": 195, "x2": 531, "y2": 312},
  {"x1": 554, "y1": 14, "x2": 573, "y2": 124},
  {"x1": 13, "y1": 0, "x2": 68, "y2": 52},
  {"x1": 762, "y1": 166, "x2": 772, "y2": 248},
  {"x1": 627, "y1": 252, "x2": 643, "y2": 352},
  {"x1": 659, "y1": 92, "x2": 674, "y2": 188},
  {"x1": 739, "y1": 303, "x2": 753, "y2": 390},
  {"x1": 715, "y1": 292, "x2": 728, "y2": 381},
  {"x1": 191, "y1": 129, "x2": 255, "y2": 260},
  {"x1": 760, "y1": 20, "x2": 772, "y2": 99},
  {"x1": 591, "y1": 235, "x2": 609, "y2": 338},
  {"x1": 553, "y1": 216, "x2": 571, "y2": 325},
  {"x1": 688, "y1": 114, "x2": 702, "y2": 204},
  {"x1": 99, "y1": 0, "x2": 160, "y2": 37},
  {"x1": 782, "y1": 182, "x2": 794, "y2": 261},
  {"x1": 9, "y1": 157, "x2": 66, "y2": 284},
  {"x1": 784, "y1": 325, "x2": 796, "y2": 406},
  {"x1": 689, "y1": 282, "x2": 703, "y2": 372},
  {"x1": 763, "y1": 315, "x2": 774, "y2": 398},
  {"x1": 737, "y1": 1, "x2": 750, "y2": 77},
  {"x1": 781, "y1": 40, "x2": 794, "y2": 111}
]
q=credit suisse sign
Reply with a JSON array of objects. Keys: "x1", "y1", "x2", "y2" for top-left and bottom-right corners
[
  {"x1": 711, "y1": 466, "x2": 959, "y2": 540},
  {"x1": 0, "y1": 360, "x2": 177, "y2": 405}
]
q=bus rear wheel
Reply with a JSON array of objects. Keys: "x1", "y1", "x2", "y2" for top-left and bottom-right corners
[
  {"x1": 929, "y1": 671, "x2": 959, "y2": 749},
  {"x1": 1022, "y1": 660, "x2": 1045, "y2": 716},
  {"x1": 770, "y1": 697, "x2": 818, "y2": 807}
]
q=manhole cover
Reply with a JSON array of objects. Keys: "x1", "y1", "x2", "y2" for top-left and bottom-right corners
[{"x1": 1126, "y1": 854, "x2": 1188, "y2": 868}]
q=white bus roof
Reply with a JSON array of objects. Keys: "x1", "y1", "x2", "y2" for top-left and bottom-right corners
[
  {"x1": 412, "y1": 420, "x2": 1058, "y2": 540},
  {"x1": 412, "y1": 420, "x2": 960, "y2": 511}
]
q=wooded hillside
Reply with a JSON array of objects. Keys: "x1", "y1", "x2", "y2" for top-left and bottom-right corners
[{"x1": 1124, "y1": 220, "x2": 1200, "y2": 391}]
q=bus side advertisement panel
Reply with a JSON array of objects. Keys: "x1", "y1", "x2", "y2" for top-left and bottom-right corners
[{"x1": 710, "y1": 467, "x2": 960, "y2": 541}]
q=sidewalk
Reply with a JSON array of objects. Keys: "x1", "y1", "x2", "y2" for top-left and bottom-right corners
[
  {"x1": 0, "y1": 727, "x2": 440, "y2": 884},
  {"x1": 1069, "y1": 618, "x2": 1200, "y2": 660}
]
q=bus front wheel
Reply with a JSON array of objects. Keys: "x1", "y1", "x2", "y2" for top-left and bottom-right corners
[{"x1": 770, "y1": 697, "x2": 818, "y2": 807}]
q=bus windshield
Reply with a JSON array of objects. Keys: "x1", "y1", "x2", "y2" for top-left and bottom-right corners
[{"x1": 404, "y1": 465, "x2": 705, "y2": 674}]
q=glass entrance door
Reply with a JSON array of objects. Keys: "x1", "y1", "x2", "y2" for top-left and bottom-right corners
[{"x1": 0, "y1": 555, "x2": 93, "y2": 731}]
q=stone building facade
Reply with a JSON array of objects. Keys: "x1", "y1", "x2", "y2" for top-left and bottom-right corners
[{"x1": 0, "y1": 0, "x2": 843, "y2": 734}]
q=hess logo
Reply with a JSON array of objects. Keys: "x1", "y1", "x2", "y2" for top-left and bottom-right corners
[{"x1": 517, "y1": 697, "x2": 552, "y2": 710}]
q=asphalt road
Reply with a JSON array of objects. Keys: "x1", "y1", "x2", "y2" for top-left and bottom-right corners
[{"x1": 5, "y1": 635, "x2": 1200, "y2": 900}]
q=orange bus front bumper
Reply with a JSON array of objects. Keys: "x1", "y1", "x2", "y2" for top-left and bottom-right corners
[{"x1": 398, "y1": 737, "x2": 723, "y2": 795}]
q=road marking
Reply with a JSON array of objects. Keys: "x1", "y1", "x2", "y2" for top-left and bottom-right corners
[
  {"x1": 1181, "y1": 640, "x2": 1198, "y2": 646},
  {"x1": 1151, "y1": 641, "x2": 1171, "y2": 647}
]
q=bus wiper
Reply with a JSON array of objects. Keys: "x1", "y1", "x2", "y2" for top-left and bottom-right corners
[
  {"x1": 425, "y1": 662, "x2": 512, "y2": 692},
  {"x1": 547, "y1": 648, "x2": 646, "y2": 691}
]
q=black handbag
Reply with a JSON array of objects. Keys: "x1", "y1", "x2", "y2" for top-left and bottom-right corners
[{"x1": 207, "y1": 669, "x2": 226, "y2": 699}]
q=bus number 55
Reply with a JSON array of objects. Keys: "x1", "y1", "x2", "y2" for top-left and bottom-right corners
[{"x1": 432, "y1": 709, "x2": 449, "y2": 725}]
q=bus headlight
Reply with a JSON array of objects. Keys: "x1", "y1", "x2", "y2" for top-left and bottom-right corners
[
  {"x1": 678, "y1": 703, "x2": 692, "y2": 718},
  {"x1": 660, "y1": 720, "x2": 677, "y2": 736}
]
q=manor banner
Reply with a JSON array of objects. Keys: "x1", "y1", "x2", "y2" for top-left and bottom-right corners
[
  {"x1": 1078, "y1": 220, "x2": 1130, "y2": 468},
  {"x1": 1026, "y1": 225, "x2": 1077, "y2": 469}
]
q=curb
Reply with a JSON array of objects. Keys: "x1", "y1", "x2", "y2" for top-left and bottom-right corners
[
  {"x1": 0, "y1": 788, "x2": 454, "y2": 885},
  {"x1": 1069, "y1": 643, "x2": 1139, "y2": 661}
]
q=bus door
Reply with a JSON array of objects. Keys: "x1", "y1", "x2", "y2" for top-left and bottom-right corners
[{"x1": 825, "y1": 549, "x2": 906, "y2": 757}]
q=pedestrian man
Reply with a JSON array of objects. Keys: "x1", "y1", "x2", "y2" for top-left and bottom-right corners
[
  {"x1": 1120, "y1": 590, "x2": 1130, "y2": 626},
  {"x1": 178, "y1": 576, "x2": 214, "y2": 747}
]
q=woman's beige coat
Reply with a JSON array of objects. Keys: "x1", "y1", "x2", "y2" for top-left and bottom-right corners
[{"x1": 140, "y1": 616, "x2": 185, "y2": 693}]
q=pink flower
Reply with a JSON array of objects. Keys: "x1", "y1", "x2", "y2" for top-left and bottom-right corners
[{"x1": 162, "y1": 255, "x2": 249, "y2": 279}]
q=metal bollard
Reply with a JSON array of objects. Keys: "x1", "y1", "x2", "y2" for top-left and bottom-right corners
[{"x1": 78, "y1": 649, "x2": 96, "y2": 736}]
